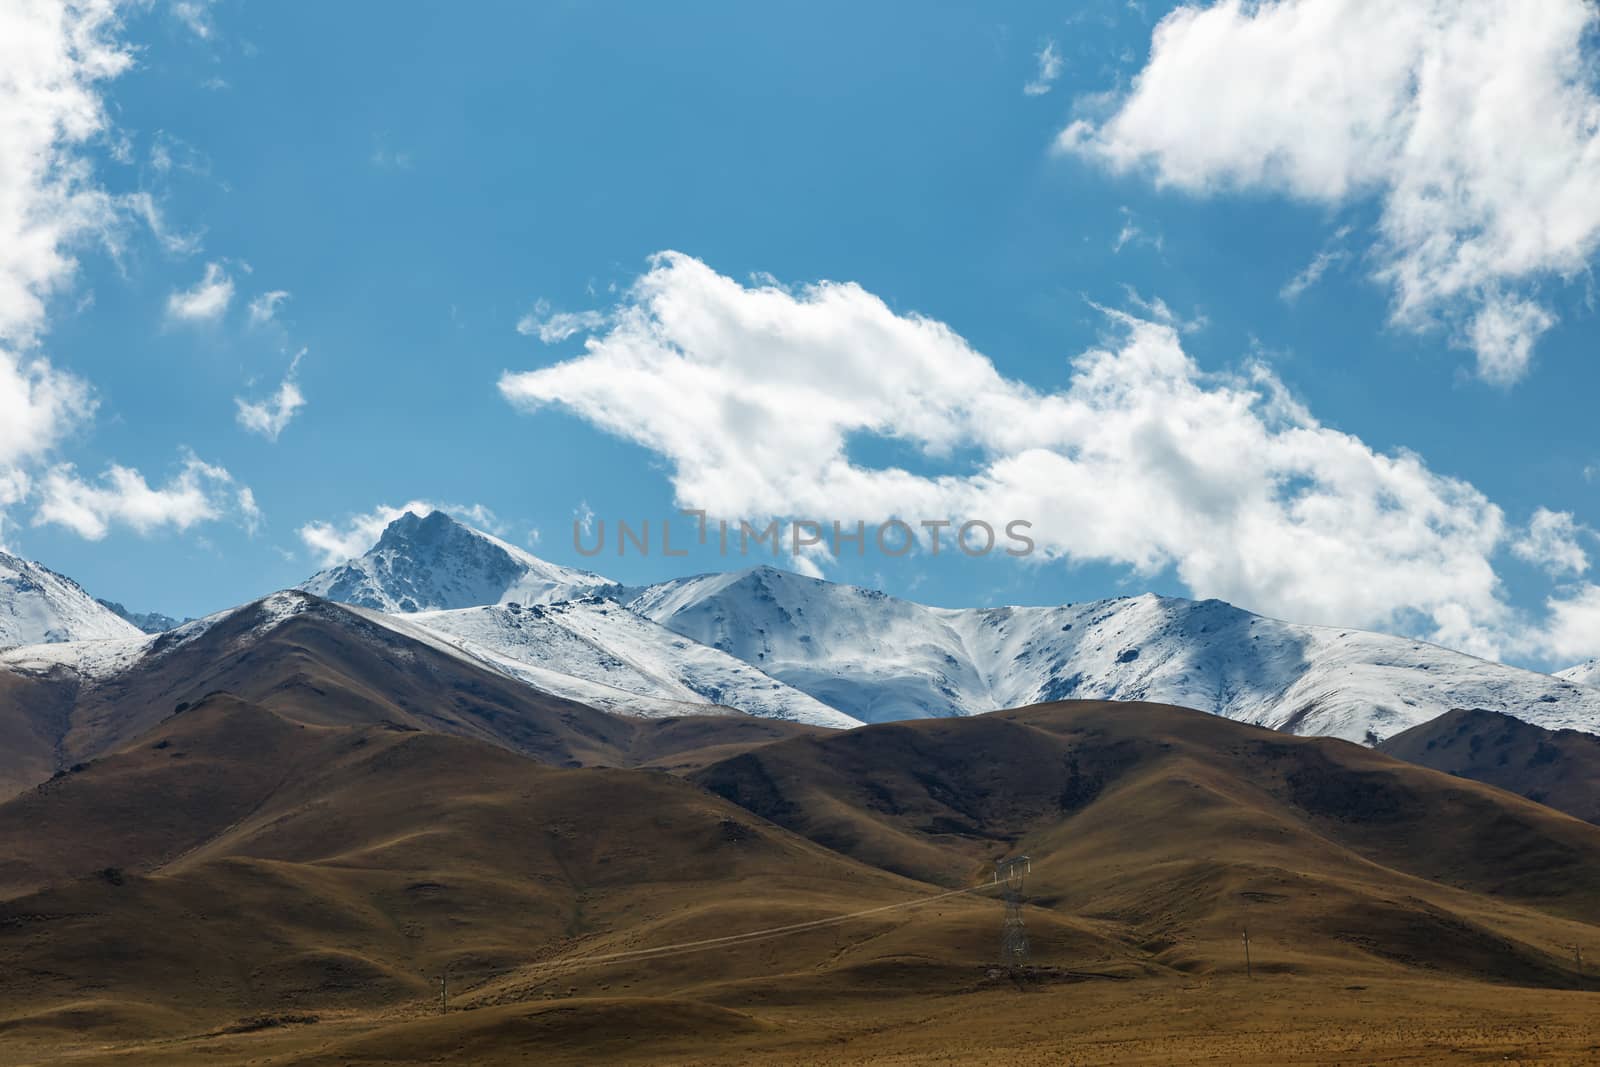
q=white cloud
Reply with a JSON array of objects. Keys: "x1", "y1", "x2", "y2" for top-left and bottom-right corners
[
  {"x1": 235, "y1": 350, "x2": 306, "y2": 442},
  {"x1": 1535, "y1": 584, "x2": 1600, "y2": 663},
  {"x1": 33, "y1": 451, "x2": 253, "y2": 540},
  {"x1": 500, "y1": 252, "x2": 1574, "y2": 659},
  {"x1": 298, "y1": 500, "x2": 505, "y2": 567},
  {"x1": 1468, "y1": 292, "x2": 1557, "y2": 386},
  {"x1": 247, "y1": 289, "x2": 289, "y2": 326},
  {"x1": 0, "y1": 0, "x2": 128, "y2": 346},
  {"x1": 1512, "y1": 507, "x2": 1590, "y2": 577},
  {"x1": 517, "y1": 301, "x2": 608, "y2": 344},
  {"x1": 166, "y1": 261, "x2": 233, "y2": 323},
  {"x1": 0, "y1": 0, "x2": 131, "y2": 529},
  {"x1": 1057, "y1": 0, "x2": 1600, "y2": 384},
  {"x1": 0, "y1": 351, "x2": 93, "y2": 472},
  {"x1": 1023, "y1": 40, "x2": 1063, "y2": 97}
]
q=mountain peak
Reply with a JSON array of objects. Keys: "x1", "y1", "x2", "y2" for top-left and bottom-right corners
[
  {"x1": 0, "y1": 549, "x2": 143, "y2": 648},
  {"x1": 375, "y1": 508, "x2": 454, "y2": 547},
  {"x1": 298, "y1": 509, "x2": 616, "y2": 613}
]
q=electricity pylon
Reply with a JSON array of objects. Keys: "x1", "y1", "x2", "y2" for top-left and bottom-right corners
[{"x1": 995, "y1": 855, "x2": 1031, "y2": 970}]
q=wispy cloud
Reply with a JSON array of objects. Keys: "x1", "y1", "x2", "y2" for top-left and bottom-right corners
[
  {"x1": 170, "y1": 0, "x2": 218, "y2": 41},
  {"x1": 247, "y1": 289, "x2": 290, "y2": 326},
  {"x1": 166, "y1": 261, "x2": 234, "y2": 323},
  {"x1": 516, "y1": 301, "x2": 608, "y2": 344},
  {"x1": 1023, "y1": 40, "x2": 1063, "y2": 96},
  {"x1": 235, "y1": 350, "x2": 307, "y2": 442},
  {"x1": 1280, "y1": 226, "x2": 1353, "y2": 303},
  {"x1": 1111, "y1": 205, "x2": 1162, "y2": 254}
]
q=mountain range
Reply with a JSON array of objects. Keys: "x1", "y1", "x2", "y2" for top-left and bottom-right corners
[
  {"x1": 3, "y1": 511, "x2": 1598, "y2": 760},
  {"x1": 5, "y1": 510, "x2": 1600, "y2": 1062}
]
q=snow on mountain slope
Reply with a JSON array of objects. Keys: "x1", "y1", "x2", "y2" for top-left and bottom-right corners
[
  {"x1": 404, "y1": 599, "x2": 861, "y2": 729},
  {"x1": 0, "y1": 588, "x2": 851, "y2": 728},
  {"x1": 299, "y1": 510, "x2": 616, "y2": 612},
  {"x1": 629, "y1": 566, "x2": 1600, "y2": 743},
  {"x1": 0, "y1": 550, "x2": 143, "y2": 648},
  {"x1": 1557, "y1": 660, "x2": 1600, "y2": 688}
]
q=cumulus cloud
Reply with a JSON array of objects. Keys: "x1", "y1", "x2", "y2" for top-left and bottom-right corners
[
  {"x1": 235, "y1": 349, "x2": 306, "y2": 441},
  {"x1": 166, "y1": 261, "x2": 233, "y2": 323},
  {"x1": 0, "y1": 0, "x2": 129, "y2": 346},
  {"x1": 516, "y1": 301, "x2": 608, "y2": 344},
  {"x1": 1539, "y1": 585, "x2": 1600, "y2": 663},
  {"x1": 1023, "y1": 40, "x2": 1063, "y2": 97},
  {"x1": 501, "y1": 252, "x2": 1582, "y2": 659},
  {"x1": 298, "y1": 500, "x2": 505, "y2": 567},
  {"x1": 1057, "y1": 0, "x2": 1600, "y2": 384},
  {"x1": 33, "y1": 451, "x2": 255, "y2": 540},
  {"x1": 1513, "y1": 507, "x2": 1590, "y2": 577},
  {"x1": 0, "y1": 351, "x2": 93, "y2": 473},
  {"x1": 0, "y1": 0, "x2": 131, "y2": 528},
  {"x1": 247, "y1": 289, "x2": 289, "y2": 326}
]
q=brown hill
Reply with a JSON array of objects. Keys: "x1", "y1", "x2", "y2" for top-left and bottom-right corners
[
  {"x1": 2, "y1": 696, "x2": 1599, "y2": 1064},
  {"x1": 694, "y1": 700, "x2": 1600, "y2": 981},
  {"x1": 0, "y1": 593, "x2": 821, "y2": 802},
  {"x1": 0, "y1": 694, "x2": 1047, "y2": 1056},
  {"x1": 1378, "y1": 706, "x2": 1600, "y2": 825}
]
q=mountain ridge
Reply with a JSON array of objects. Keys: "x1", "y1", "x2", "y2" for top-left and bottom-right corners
[{"x1": 627, "y1": 563, "x2": 1600, "y2": 743}]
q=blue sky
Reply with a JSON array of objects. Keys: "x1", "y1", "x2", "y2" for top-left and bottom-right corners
[{"x1": 6, "y1": 0, "x2": 1600, "y2": 668}]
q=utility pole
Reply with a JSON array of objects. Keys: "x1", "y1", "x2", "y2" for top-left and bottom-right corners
[
  {"x1": 996, "y1": 855, "x2": 1032, "y2": 973},
  {"x1": 439, "y1": 970, "x2": 448, "y2": 1015},
  {"x1": 1573, "y1": 944, "x2": 1583, "y2": 976},
  {"x1": 1242, "y1": 927, "x2": 1252, "y2": 979}
]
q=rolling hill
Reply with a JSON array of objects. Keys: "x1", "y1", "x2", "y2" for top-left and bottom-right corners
[
  {"x1": 2, "y1": 696, "x2": 1598, "y2": 1064},
  {"x1": 1379, "y1": 707, "x2": 1600, "y2": 825}
]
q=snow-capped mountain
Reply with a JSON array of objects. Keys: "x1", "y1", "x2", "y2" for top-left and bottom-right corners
[
  {"x1": 401, "y1": 599, "x2": 860, "y2": 728},
  {"x1": 287, "y1": 513, "x2": 1600, "y2": 744},
  {"x1": 1557, "y1": 660, "x2": 1599, "y2": 688},
  {"x1": 0, "y1": 550, "x2": 142, "y2": 648},
  {"x1": 95, "y1": 599, "x2": 185, "y2": 634},
  {"x1": 629, "y1": 566, "x2": 1600, "y2": 743},
  {"x1": 0, "y1": 584, "x2": 853, "y2": 733},
  {"x1": 298, "y1": 510, "x2": 616, "y2": 612}
]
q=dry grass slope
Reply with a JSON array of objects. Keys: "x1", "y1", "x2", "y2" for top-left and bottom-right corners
[{"x1": 0, "y1": 689, "x2": 1597, "y2": 1064}]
